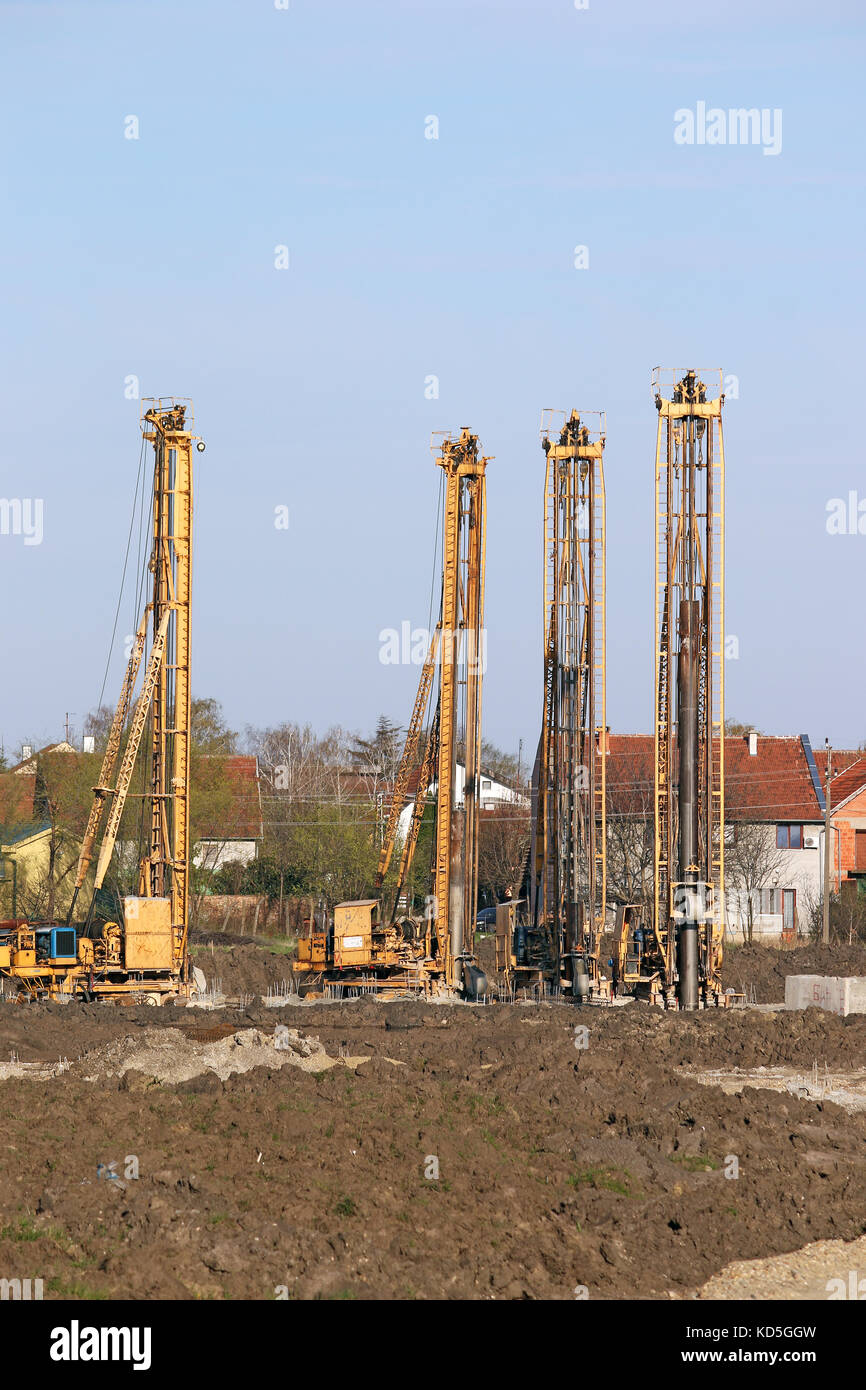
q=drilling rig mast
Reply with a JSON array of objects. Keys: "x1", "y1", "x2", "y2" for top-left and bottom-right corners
[
  {"x1": 617, "y1": 370, "x2": 725, "y2": 1008},
  {"x1": 294, "y1": 427, "x2": 490, "y2": 997},
  {"x1": 0, "y1": 399, "x2": 200, "y2": 1001},
  {"x1": 514, "y1": 410, "x2": 607, "y2": 999}
]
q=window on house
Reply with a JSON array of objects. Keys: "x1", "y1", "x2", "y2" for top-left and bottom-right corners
[
  {"x1": 776, "y1": 824, "x2": 803, "y2": 849},
  {"x1": 481, "y1": 779, "x2": 492, "y2": 790}
]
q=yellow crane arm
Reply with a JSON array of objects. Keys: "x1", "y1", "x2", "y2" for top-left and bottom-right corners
[
  {"x1": 93, "y1": 610, "x2": 171, "y2": 892},
  {"x1": 390, "y1": 711, "x2": 440, "y2": 923},
  {"x1": 70, "y1": 613, "x2": 149, "y2": 901},
  {"x1": 374, "y1": 625, "x2": 441, "y2": 891}
]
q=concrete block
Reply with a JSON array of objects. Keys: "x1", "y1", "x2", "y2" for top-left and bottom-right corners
[
  {"x1": 847, "y1": 977, "x2": 866, "y2": 1015},
  {"x1": 784, "y1": 974, "x2": 866, "y2": 1016}
]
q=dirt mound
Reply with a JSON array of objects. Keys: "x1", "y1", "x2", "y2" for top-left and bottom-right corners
[
  {"x1": 72, "y1": 1025, "x2": 342, "y2": 1084},
  {"x1": 190, "y1": 941, "x2": 298, "y2": 999},
  {"x1": 723, "y1": 942, "x2": 866, "y2": 1002},
  {"x1": 695, "y1": 1233, "x2": 866, "y2": 1300}
]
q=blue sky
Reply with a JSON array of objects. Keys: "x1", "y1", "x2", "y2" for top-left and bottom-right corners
[{"x1": 1, "y1": 0, "x2": 864, "y2": 758}]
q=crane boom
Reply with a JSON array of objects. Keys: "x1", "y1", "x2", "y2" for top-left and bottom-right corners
[
  {"x1": 93, "y1": 609, "x2": 171, "y2": 890},
  {"x1": 66, "y1": 611, "x2": 149, "y2": 920},
  {"x1": 374, "y1": 625, "x2": 441, "y2": 892}
]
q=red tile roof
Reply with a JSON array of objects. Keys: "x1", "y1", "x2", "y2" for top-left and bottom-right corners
[
  {"x1": 828, "y1": 755, "x2": 866, "y2": 811},
  {"x1": 196, "y1": 755, "x2": 263, "y2": 840},
  {"x1": 606, "y1": 734, "x2": 823, "y2": 823},
  {"x1": 0, "y1": 772, "x2": 36, "y2": 828}
]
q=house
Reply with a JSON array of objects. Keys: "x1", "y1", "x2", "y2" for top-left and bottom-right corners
[
  {"x1": 395, "y1": 763, "x2": 529, "y2": 843},
  {"x1": 0, "y1": 823, "x2": 81, "y2": 919},
  {"x1": 606, "y1": 732, "x2": 827, "y2": 940},
  {"x1": 7, "y1": 741, "x2": 76, "y2": 776},
  {"x1": 0, "y1": 762, "x2": 80, "y2": 921},
  {"x1": 192, "y1": 755, "x2": 264, "y2": 872},
  {"x1": 827, "y1": 755, "x2": 866, "y2": 891},
  {"x1": 0, "y1": 744, "x2": 264, "y2": 911}
]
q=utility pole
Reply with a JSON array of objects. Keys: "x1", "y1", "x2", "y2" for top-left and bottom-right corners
[{"x1": 822, "y1": 738, "x2": 832, "y2": 946}]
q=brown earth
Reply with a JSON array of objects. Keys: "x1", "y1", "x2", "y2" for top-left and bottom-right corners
[
  {"x1": 190, "y1": 937, "x2": 298, "y2": 999},
  {"x1": 1, "y1": 986, "x2": 865, "y2": 1301},
  {"x1": 722, "y1": 942, "x2": 866, "y2": 1003},
  {"x1": 188, "y1": 928, "x2": 866, "y2": 1010}
]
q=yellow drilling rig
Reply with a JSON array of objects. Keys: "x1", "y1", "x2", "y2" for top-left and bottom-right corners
[
  {"x1": 294, "y1": 427, "x2": 490, "y2": 998},
  {"x1": 501, "y1": 410, "x2": 608, "y2": 1000},
  {"x1": 614, "y1": 369, "x2": 727, "y2": 1008},
  {"x1": 0, "y1": 400, "x2": 203, "y2": 1002}
]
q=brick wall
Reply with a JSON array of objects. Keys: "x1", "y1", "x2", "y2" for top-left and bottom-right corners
[{"x1": 192, "y1": 894, "x2": 314, "y2": 936}]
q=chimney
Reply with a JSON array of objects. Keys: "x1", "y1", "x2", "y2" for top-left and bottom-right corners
[
  {"x1": 21, "y1": 744, "x2": 33, "y2": 761},
  {"x1": 83, "y1": 736, "x2": 95, "y2": 754},
  {"x1": 747, "y1": 731, "x2": 758, "y2": 757}
]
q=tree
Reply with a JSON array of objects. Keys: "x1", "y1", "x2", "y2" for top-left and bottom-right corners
[
  {"x1": 724, "y1": 821, "x2": 788, "y2": 944},
  {"x1": 725, "y1": 719, "x2": 762, "y2": 738},
  {"x1": 348, "y1": 715, "x2": 404, "y2": 781},
  {"x1": 605, "y1": 745, "x2": 654, "y2": 912},
  {"x1": 245, "y1": 721, "x2": 381, "y2": 906},
  {"x1": 477, "y1": 803, "x2": 530, "y2": 906},
  {"x1": 83, "y1": 705, "x2": 115, "y2": 753},
  {"x1": 211, "y1": 853, "x2": 304, "y2": 900},
  {"x1": 191, "y1": 697, "x2": 237, "y2": 755},
  {"x1": 17, "y1": 748, "x2": 101, "y2": 919},
  {"x1": 480, "y1": 740, "x2": 520, "y2": 786},
  {"x1": 831, "y1": 881, "x2": 866, "y2": 946}
]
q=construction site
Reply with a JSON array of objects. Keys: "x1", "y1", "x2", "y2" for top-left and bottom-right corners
[
  {"x1": 1, "y1": 374, "x2": 865, "y2": 1317},
  {"x1": 1, "y1": 3, "x2": 863, "y2": 1353}
]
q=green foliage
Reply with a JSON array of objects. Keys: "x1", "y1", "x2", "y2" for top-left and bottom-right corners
[
  {"x1": 480, "y1": 740, "x2": 521, "y2": 785},
  {"x1": 670, "y1": 1153, "x2": 720, "y2": 1172},
  {"x1": 191, "y1": 698, "x2": 237, "y2": 755},
  {"x1": 348, "y1": 714, "x2": 403, "y2": 776},
  {"x1": 568, "y1": 1166, "x2": 641, "y2": 1197},
  {"x1": 0, "y1": 1216, "x2": 41, "y2": 1242},
  {"x1": 210, "y1": 853, "x2": 305, "y2": 899},
  {"x1": 263, "y1": 802, "x2": 381, "y2": 906}
]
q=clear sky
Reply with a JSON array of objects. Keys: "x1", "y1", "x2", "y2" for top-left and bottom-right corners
[{"x1": 1, "y1": 0, "x2": 864, "y2": 759}]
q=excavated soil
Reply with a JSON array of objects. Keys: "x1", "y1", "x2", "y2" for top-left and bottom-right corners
[
  {"x1": 189, "y1": 939, "x2": 298, "y2": 999},
  {"x1": 190, "y1": 933, "x2": 866, "y2": 1011},
  {"x1": 722, "y1": 942, "x2": 866, "y2": 1003},
  {"x1": 1, "y1": 984, "x2": 866, "y2": 1300}
]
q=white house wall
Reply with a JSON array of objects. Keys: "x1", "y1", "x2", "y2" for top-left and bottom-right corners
[{"x1": 724, "y1": 823, "x2": 823, "y2": 939}]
